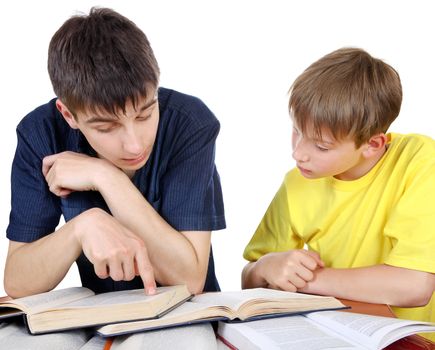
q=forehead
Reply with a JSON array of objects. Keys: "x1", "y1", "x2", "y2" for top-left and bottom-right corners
[
  {"x1": 78, "y1": 92, "x2": 158, "y2": 121},
  {"x1": 293, "y1": 119, "x2": 334, "y2": 141}
]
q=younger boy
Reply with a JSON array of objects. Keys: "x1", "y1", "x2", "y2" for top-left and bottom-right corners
[
  {"x1": 4, "y1": 8, "x2": 225, "y2": 298},
  {"x1": 242, "y1": 48, "x2": 435, "y2": 339}
]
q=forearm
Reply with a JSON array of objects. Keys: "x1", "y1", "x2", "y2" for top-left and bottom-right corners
[
  {"x1": 4, "y1": 220, "x2": 82, "y2": 298},
  {"x1": 99, "y1": 171, "x2": 208, "y2": 292},
  {"x1": 299, "y1": 264, "x2": 435, "y2": 307}
]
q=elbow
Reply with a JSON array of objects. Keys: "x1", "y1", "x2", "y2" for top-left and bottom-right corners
[
  {"x1": 4, "y1": 274, "x2": 24, "y2": 299},
  {"x1": 186, "y1": 277, "x2": 206, "y2": 295},
  {"x1": 393, "y1": 273, "x2": 435, "y2": 307},
  {"x1": 184, "y1": 268, "x2": 207, "y2": 295},
  {"x1": 409, "y1": 279, "x2": 435, "y2": 307}
]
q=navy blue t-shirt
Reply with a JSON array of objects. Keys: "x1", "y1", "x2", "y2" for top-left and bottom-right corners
[{"x1": 7, "y1": 87, "x2": 226, "y2": 293}]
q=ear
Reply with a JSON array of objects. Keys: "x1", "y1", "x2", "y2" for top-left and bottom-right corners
[
  {"x1": 56, "y1": 99, "x2": 79, "y2": 129},
  {"x1": 362, "y1": 133, "x2": 387, "y2": 158}
]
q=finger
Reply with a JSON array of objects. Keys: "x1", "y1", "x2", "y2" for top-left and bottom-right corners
[
  {"x1": 270, "y1": 281, "x2": 297, "y2": 293},
  {"x1": 121, "y1": 259, "x2": 136, "y2": 281},
  {"x1": 299, "y1": 252, "x2": 323, "y2": 270},
  {"x1": 286, "y1": 273, "x2": 307, "y2": 289},
  {"x1": 107, "y1": 261, "x2": 124, "y2": 281},
  {"x1": 306, "y1": 250, "x2": 325, "y2": 267},
  {"x1": 42, "y1": 155, "x2": 57, "y2": 177},
  {"x1": 59, "y1": 188, "x2": 73, "y2": 198},
  {"x1": 135, "y1": 249, "x2": 156, "y2": 295},
  {"x1": 48, "y1": 183, "x2": 65, "y2": 197},
  {"x1": 134, "y1": 260, "x2": 140, "y2": 276},
  {"x1": 295, "y1": 266, "x2": 315, "y2": 282},
  {"x1": 94, "y1": 261, "x2": 109, "y2": 279}
]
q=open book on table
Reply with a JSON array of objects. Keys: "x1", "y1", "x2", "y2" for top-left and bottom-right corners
[
  {"x1": 217, "y1": 310, "x2": 435, "y2": 350},
  {"x1": 97, "y1": 288, "x2": 346, "y2": 337},
  {"x1": 0, "y1": 285, "x2": 190, "y2": 335}
]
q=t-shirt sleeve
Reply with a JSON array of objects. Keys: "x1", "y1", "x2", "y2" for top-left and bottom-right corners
[
  {"x1": 383, "y1": 158, "x2": 435, "y2": 273},
  {"x1": 159, "y1": 108, "x2": 225, "y2": 232},
  {"x1": 243, "y1": 173, "x2": 304, "y2": 262},
  {"x1": 6, "y1": 124, "x2": 61, "y2": 242}
]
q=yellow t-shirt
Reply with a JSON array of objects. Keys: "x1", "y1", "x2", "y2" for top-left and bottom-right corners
[{"x1": 244, "y1": 133, "x2": 435, "y2": 340}]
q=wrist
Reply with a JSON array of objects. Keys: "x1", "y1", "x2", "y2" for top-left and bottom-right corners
[
  {"x1": 70, "y1": 208, "x2": 102, "y2": 245},
  {"x1": 93, "y1": 160, "x2": 128, "y2": 193},
  {"x1": 301, "y1": 267, "x2": 332, "y2": 294},
  {"x1": 247, "y1": 258, "x2": 269, "y2": 288}
]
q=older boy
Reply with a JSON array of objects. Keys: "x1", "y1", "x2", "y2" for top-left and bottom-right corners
[
  {"x1": 4, "y1": 8, "x2": 225, "y2": 298},
  {"x1": 242, "y1": 48, "x2": 435, "y2": 339}
]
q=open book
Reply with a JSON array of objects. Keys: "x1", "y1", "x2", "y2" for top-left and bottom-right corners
[
  {"x1": 97, "y1": 288, "x2": 345, "y2": 337},
  {"x1": 0, "y1": 285, "x2": 190, "y2": 335},
  {"x1": 217, "y1": 310, "x2": 435, "y2": 350}
]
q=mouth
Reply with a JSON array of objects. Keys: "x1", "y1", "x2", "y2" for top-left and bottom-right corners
[
  {"x1": 297, "y1": 165, "x2": 312, "y2": 176},
  {"x1": 122, "y1": 152, "x2": 148, "y2": 166}
]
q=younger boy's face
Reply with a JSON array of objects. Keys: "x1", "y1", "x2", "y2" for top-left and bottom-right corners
[
  {"x1": 291, "y1": 123, "x2": 366, "y2": 181},
  {"x1": 71, "y1": 92, "x2": 159, "y2": 177}
]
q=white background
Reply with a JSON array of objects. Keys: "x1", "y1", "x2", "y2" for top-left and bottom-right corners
[{"x1": 0, "y1": 0, "x2": 434, "y2": 296}]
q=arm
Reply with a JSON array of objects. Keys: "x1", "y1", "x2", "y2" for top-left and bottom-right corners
[
  {"x1": 242, "y1": 249, "x2": 324, "y2": 291},
  {"x1": 99, "y1": 169, "x2": 212, "y2": 294},
  {"x1": 298, "y1": 264, "x2": 435, "y2": 307},
  {"x1": 43, "y1": 151, "x2": 213, "y2": 295},
  {"x1": 4, "y1": 208, "x2": 156, "y2": 298},
  {"x1": 4, "y1": 220, "x2": 81, "y2": 298}
]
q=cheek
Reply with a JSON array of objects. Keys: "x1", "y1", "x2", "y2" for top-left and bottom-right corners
[
  {"x1": 142, "y1": 121, "x2": 159, "y2": 145},
  {"x1": 86, "y1": 134, "x2": 120, "y2": 159},
  {"x1": 291, "y1": 133, "x2": 297, "y2": 150}
]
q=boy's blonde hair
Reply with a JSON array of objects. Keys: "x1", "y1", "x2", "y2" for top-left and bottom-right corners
[{"x1": 289, "y1": 48, "x2": 402, "y2": 147}]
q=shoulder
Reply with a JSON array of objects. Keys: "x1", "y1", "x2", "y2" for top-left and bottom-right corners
[
  {"x1": 18, "y1": 98, "x2": 61, "y2": 131},
  {"x1": 16, "y1": 98, "x2": 75, "y2": 156},
  {"x1": 388, "y1": 133, "x2": 435, "y2": 165},
  {"x1": 386, "y1": 133, "x2": 435, "y2": 183},
  {"x1": 158, "y1": 87, "x2": 220, "y2": 130}
]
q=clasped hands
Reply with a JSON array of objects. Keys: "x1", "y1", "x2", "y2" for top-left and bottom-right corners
[{"x1": 256, "y1": 249, "x2": 325, "y2": 292}]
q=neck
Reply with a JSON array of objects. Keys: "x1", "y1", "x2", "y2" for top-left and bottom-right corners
[{"x1": 336, "y1": 145, "x2": 387, "y2": 181}]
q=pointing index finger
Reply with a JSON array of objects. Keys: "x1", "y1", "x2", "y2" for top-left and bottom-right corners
[{"x1": 135, "y1": 250, "x2": 156, "y2": 295}]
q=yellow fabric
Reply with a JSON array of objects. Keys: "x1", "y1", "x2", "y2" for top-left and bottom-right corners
[{"x1": 244, "y1": 133, "x2": 435, "y2": 340}]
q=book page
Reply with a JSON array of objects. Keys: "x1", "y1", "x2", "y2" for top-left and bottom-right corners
[
  {"x1": 61, "y1": 286, "x2": 184, "y2": 309},
  {"x1": 194, "y1": 289, "x2": 331, "y2": 307},
  {"x1": 193, "y1": 289, "x2": 343, "y2": 319},
  {"x1": 218, "y1": 316, "x2": 365, "y2": 350},
  {"x1": 5, "y1": 287, "x2": 94, "y2": 314},
  {"x1": 307, "y1": 311, "x2": 435, "y2": 349},
  {"x1": 98, "y1": 299, "x2": 227, "y2": 336}
]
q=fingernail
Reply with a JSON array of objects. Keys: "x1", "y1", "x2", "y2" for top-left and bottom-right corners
[{"x1": 146, "y1": 287, "x2": 156, "y2": 295}]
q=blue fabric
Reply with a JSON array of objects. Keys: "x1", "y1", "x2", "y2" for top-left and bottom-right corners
[{"x1": 7, "y1": 87, "x2": 226, "y2": 293}]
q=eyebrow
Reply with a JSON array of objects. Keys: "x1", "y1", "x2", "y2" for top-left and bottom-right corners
[
  {"x1": 313, "y1": 138, "x2": 335, "y2": 145},
  {"x1": 85, "y1": 99, "x2": 158, "y2": 124}
]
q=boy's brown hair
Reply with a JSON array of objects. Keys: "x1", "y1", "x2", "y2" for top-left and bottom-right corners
[
  {"x1": 289, "y1": 48, "x2": 402, "y2": 147},
  {"x1": 48, "y1": 7, "x2": 160, "y2": 116}
]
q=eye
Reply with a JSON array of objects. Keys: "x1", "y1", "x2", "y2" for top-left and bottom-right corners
[
  {"x1": 94, "y1": 123, "x2": 118, "y2": 133},
  {"x1": 316, "y1": 145, "x2": 329, "y2": 152},
  {"x1": 136, "y1": 115, "x2": 152, "y2": 122},
  {"x1": 96, "y1": 127, "x2": 115, "y2": 133}
]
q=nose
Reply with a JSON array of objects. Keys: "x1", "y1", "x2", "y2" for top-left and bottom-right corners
[
  {"x1": 122, "y1": 126, "x2": 143, "y2": 156},
  {"x1": 292, "y1": 140, "x2": 309, "y2": 163}
]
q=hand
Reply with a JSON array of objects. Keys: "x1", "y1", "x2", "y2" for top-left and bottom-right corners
[
  {"x1": 256, "y1": 249, "x2": 324, "y2": 292},
  {"x1": 75, "y1": 208, "x2": 156, "y2": 295},
  {"x1": 42, "y1": 151, "x2": 116, "y2": 197}
]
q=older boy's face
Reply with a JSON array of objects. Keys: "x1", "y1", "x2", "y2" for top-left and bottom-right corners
[
  {"x1": 291, "y1": 123, "x2": 366, "y2": 180},
  {"x1": 73, "y1": 93, "x2": 159, "y2": 177}
]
